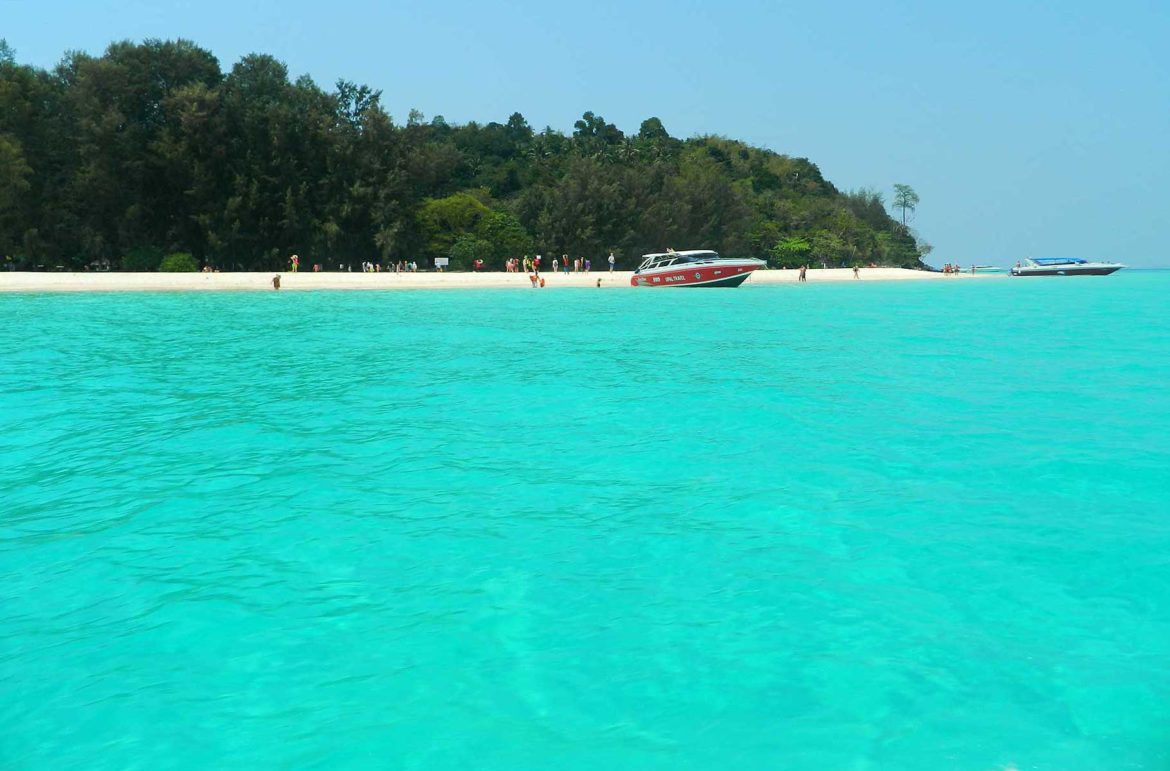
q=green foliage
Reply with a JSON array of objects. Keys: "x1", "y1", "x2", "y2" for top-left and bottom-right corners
[
  {"x1": 159, "y1": 251, "x2": 199, "y2": 271},
  {"x1": 573, "y1": 111, "x2": 624, "y2": 155},
  {"x1": 475, "y1": 211, "x2": 532, "y2": 265},
  {"x1": 810, "y1": 230, "x2": 847, "y2": 266},
  {"x1": 892, "y1": 183, "x2": 920, "y2": 226},
  {"x1": 418, "y1": 193, "x2": 534, "y2": 269},
  {"x1": 447, "y1": 235, "x2": 492, "y2": 270},
  {"x1": 637, "y1": 117, "x2": 669, "y2": 141},
  {"x1": 770, "y1": 236, "x2": 811, "y2": 268},
  {"x1": 0, "y1": 134, "x2": 31, "y2": 254},
  {"x1": 417, "y1": 192, "x2": 492, "y2": 258},
  {"x1": 0, "y1": 39, "x2": 930, "y2": 271},
  {"x1": 122, "y1": 245, "x2": 163, "y2": 271}
]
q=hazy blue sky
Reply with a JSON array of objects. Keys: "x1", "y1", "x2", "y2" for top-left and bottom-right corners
[{"x1": 5, "y1": 0, "x2": 1169, "y2": 265}]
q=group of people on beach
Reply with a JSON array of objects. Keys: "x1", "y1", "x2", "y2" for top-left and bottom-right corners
[
  {"x1": 293, "y1": 259, "x2": 421, "y2": 273},
  {"x1": 506, "y1": 253, "x2": 615, "y2": 274},
  {"x1": 288, "y1": 253, "x2": 617, "y2": 275},
  {"x1": 355, "y1": 261, "x2": 419, "y2": 273},
  {"x1": 511, "y1": 252, "x2": 617, "y2": 288}
]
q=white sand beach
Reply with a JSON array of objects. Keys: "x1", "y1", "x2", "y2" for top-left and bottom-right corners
[{"x1": 0, "y1": 267, "x2": 998, "y2": 293}]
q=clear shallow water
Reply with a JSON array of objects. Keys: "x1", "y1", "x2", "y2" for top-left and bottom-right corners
[{"x1": 2, "y1": 274, "x2": 1169, "y2": 770}]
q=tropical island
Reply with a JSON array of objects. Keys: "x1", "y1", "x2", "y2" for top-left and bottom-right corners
[{"x1": 0, "y1": 39, "x2": 931, "y2": 273}]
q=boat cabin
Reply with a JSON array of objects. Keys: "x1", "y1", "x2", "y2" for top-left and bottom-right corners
[
  {"x1": 1028, "y1": 258, "x2": 1090, "y2": 266},
  {"x1": 636, "y1": 250, "x2": 721, "y2": 272}
]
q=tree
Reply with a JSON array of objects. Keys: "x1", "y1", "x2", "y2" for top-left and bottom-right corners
[
  {"x1": 892, "y1": 183, "x2": 919, "y2": 226},
  {"x1": 0, "y1": 38, "x2": 929, "y2": 273},
  {"x1": 475, "y1": 210, "x2": 532, "y2": 266},
  {"x1": 122, "y1": 245, "x2": 163, "y2": 271},
  {"x1": 504, "y1": 112, "x2": 533, "y2": 144},
  {"x1": 447, "y1": 235, "x2": 492, "y2": 270},
  {"x1": 637, "y1": 117, "x2": 669, "y2": 142},
  {"x1": 159, "y1": 251, "x2": 198, "y2": 271},
  {"x1": 417, "y1": 191, "x2": 492, "y2": 259},
  {"x1": 810, "y1": 230, "x2": 846, "y2": 266},
  {"x1": 572, "y1": 111, "x2": 623, "y2": 157},
  {"x1": 769, "y1": 236, "x2": 811, "y2": 268},
  {"x1": 333, "y1": 79, "x2": 381, "y2": 131},
  {"x1": 0, "y1": 135, "x2": 31, "y2": 252}
]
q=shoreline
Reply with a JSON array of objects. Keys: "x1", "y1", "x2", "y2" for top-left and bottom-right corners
[{"x1": 0, "y1": 268, "x2": 1001, "y2": 293}]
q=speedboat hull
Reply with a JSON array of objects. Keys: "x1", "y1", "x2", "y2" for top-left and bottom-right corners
[
  {"x1": 1011, "y1": 265, "x2": 1122, "y2": 276},
  {"x1": 1010, "y1": 258, "x2": 1124, "y2": 276},
  {"x1": 631, "y1": 261, "x2": 761, "y2": 287}
]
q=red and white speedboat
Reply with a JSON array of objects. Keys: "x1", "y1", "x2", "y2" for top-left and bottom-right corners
[{"x1": 631, "y1": 250, "x2": 765, "y2": 287}]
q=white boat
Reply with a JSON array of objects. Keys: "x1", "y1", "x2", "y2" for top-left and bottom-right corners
[
  {"x1": 631, "y1": 250, "x2": 765, "y2": 287},
  {"x1": 1010, "y1": 258, "x2": 1124, "y2": 276}
]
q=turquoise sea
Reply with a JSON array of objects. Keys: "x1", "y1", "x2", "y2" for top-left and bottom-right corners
[{"x1": 2, "y1": 273, "x2": 1169, "y2": 769}]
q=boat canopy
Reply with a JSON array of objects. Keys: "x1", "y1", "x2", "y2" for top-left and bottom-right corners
[
  {"x1": 1030, "y1": 258, "x2": 1089, "y2": 265},
  {"x1": 636, "y1": 250, "x2": 721, "y2": 271},
  {"x1": 640, "y1": 250, "x2": 719, "y2": 261}
]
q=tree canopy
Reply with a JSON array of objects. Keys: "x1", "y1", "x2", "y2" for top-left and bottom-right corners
[
  {"x1": 0, "y1": 39, "x2": 929, "y2": 270},
  {"x1": 892, "y1": 184, "x2": 920, "y2": 227}
]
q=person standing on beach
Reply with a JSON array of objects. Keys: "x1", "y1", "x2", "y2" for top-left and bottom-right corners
[
  {"x1": 608, "y1": 252, "x2": 616, "y2": 273},
  {"x1": 585, "y1": 258, "x2": 591, "y2": 273},
  {"x1": 798, "y1": 265, "x2": 807, "y2": 282},
  {"x1": 853, "y1": 265, "x2": 860, "y2": 279},
  {"x1": 272, "y1": 275, "x2": 281, "y2": 290},
  {"x1": 291, "y1": 254, "x2": 299, "y2": 272}
]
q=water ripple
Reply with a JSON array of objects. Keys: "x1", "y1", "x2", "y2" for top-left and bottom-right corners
[{"x1": 2, "y1": 280, "x2": 1170, "y2": 769}]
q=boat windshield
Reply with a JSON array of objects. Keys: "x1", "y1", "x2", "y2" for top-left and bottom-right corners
[
  {"x1": 676, "y1": 252, "x2": 719, "y2": 264},
  {"x1": 1032, "y1": 258, "x2": 1087, "y2": 265},
  {"x1": 637, "y1": 251, "x2": 720, "y2": 271}
]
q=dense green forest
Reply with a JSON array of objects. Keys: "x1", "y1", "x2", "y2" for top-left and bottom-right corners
[{"x1": 0, "y1": 39, "x2": 929, "y2": 271}]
